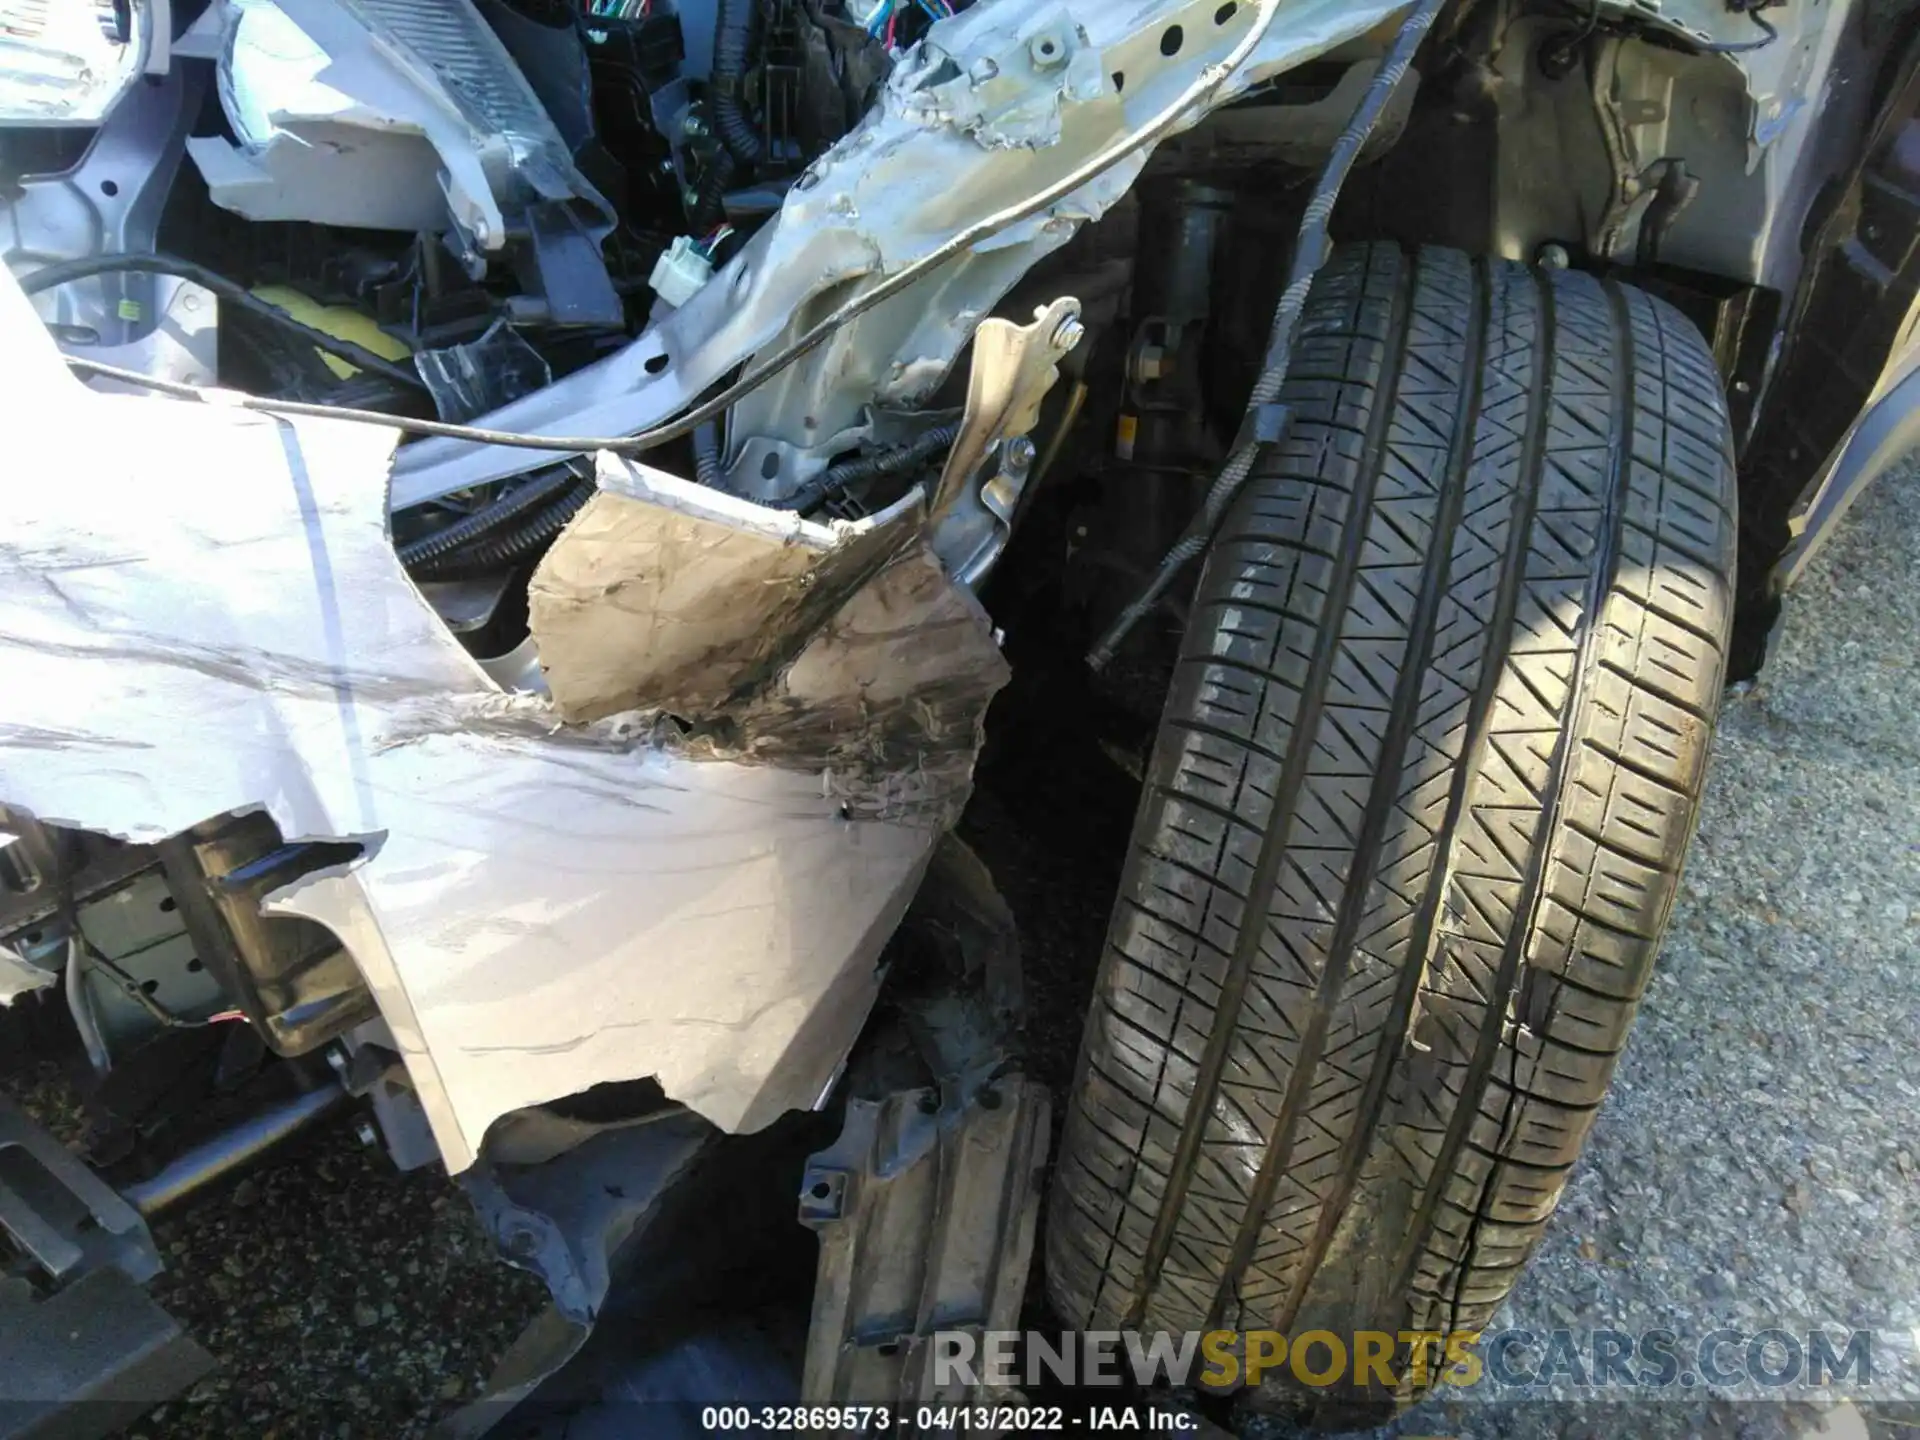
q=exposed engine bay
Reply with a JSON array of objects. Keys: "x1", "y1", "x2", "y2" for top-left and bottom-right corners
[{"x1": 4, "y1": 0, "x2": 1917, "y2": 1428}]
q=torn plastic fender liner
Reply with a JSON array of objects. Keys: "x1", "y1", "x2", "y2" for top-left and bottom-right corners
[{"x1": 0, "y1": 272, "x2": 1008, "y2": 1173}]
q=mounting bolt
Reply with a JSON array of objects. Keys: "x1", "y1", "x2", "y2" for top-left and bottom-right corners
[
  {"x1": 1536, "y1": 242, "x2": 1573, "y2": 270},
  {"x1": 1004, "y1": 435, "x2": 1038, "y2": 475},
  {"x1": 1029, "y1": 31, "x2": 1068, "y2": 71},
  {"x1": 505, "y1": 1224, "x2": 540, "y2": 1258},
  {"x1": 353, "y1": 1118, "x2": 378, "y2": 1149},
  {"x1": 1052, "y1": 314, "x2": 1086, "y2": 352}
]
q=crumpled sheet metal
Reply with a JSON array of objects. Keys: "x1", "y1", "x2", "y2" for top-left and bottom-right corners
[
  {"x1": 725, "y1": 0, "x2": 1404, "y2": 494},
  {"x1": 0, "y1": 276, "x2": 1007, "y2": 1173},
  {"x1": 388, "y1": 0, "x2": 1410, "y2": 510}
]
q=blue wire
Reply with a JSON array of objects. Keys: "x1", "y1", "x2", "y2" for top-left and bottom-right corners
[{"x1": 865, "y1": 0, "x2": 894, "y2": 36}]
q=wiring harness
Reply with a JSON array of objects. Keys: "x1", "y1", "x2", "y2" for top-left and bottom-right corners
[{"x1": 23, "y1": 253, "x2": 428, "y2": 393}]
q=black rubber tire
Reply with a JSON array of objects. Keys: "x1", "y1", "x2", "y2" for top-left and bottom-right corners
[{"x1": 1046, "y1": 244, "x2": 1737, "y2": 1387}]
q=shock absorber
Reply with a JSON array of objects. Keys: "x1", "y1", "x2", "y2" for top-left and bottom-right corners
[{"x1": 1084, "y1": 181, "x2": 1235, "y2": 626}]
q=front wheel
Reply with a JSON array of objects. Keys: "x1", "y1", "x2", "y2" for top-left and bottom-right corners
[{"x1": 1046, "y1": 244, "x2": 1737, "y2": 1402}]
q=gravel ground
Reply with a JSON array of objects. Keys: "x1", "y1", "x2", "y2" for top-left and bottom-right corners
[
  {"x1": 5, "y1": 1056, "x2": 548, "y2": 1436},
  {"x1": 7, "y1": 461, "x2": 1917, "y2": 1437},
  {"x1": 131, "y1": 1126, "x2": 546, "y2": 1438}
]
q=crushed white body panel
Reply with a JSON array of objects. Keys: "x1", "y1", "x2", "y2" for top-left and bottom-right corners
[{"x1": 0, "y1": 275, "x2": 1005, "y2": 1172}]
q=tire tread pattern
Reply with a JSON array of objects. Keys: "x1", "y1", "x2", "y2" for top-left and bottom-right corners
[{"x1": 1047, "y1": 244, "x2": 1736, "y2": 1358}]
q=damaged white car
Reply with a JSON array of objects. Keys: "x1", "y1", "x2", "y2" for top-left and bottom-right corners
[{"x1": 2, "y1": 0, "x2": 1917, "y2": 1431}]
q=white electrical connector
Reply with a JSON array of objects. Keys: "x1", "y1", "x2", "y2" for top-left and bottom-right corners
[{"x1": 649, "y1": 236, "x2": 715, "y2": 310}]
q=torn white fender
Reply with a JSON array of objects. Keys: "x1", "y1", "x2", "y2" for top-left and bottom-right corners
[{"x1": 0, "y1": 274, "x2": 1007, "y2": 1171}]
